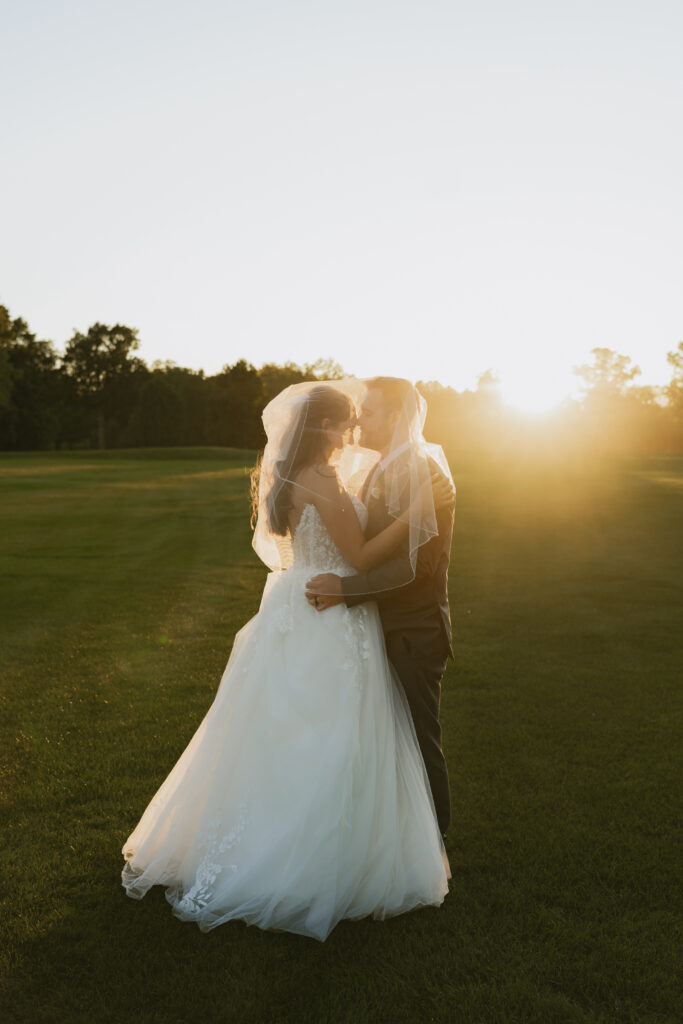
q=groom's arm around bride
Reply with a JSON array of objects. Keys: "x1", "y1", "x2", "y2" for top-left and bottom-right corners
[
  {"x1": 341, "y1": 457, "x2": 455, "y2": 660},
  {"x1": 307, "y1": 455, "x2": 455, "y2": 659}
]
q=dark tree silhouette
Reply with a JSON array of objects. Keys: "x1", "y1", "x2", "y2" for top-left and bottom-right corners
[
  {"x1": 1, "y1": 301, "x2": 682, "y2": 455},
  {"x1": 0, "y1": 306, "x2": 15, "y2": 413},
  {"x1": 207, "y1": 359, "x2": 265, "y2": 448},
  {"x1": 62, "y1": 322, "x2": 145, "y2": 449},
  {"x1": 0, "y1": 306, "x2": 64, "y2": 450},
  {"x1": 126, "y1": 371, "x2": 184, "y2": 446}
]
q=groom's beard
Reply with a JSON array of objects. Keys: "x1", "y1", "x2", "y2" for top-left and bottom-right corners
[{"x1": 358, "y1": 431, "x2": 385, "y2": 454}]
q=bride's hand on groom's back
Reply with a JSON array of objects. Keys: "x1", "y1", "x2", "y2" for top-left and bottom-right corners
[
  {"x1": 411, "y1": 471, "x2": 452, "y2": 517},
  {"x1": 430, "y1": 471, "x2": 455, "y2": 512}
]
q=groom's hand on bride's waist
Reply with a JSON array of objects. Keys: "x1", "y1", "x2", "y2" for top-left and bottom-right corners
[{"x1": 305, "y1": 574, "x2": 344, "y2": 611}]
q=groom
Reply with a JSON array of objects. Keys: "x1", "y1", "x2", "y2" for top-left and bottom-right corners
[{"x1": 305, "y1": 377, "x2": 455, "y2": 838}]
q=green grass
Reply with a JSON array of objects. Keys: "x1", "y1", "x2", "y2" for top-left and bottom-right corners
[{"x1": 0, "y1": 447, "x2": 681, "y2": 1024}]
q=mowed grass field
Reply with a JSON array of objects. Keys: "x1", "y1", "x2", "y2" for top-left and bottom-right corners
[{"x1": 0, "y1": 447, "x2": 681, "y2": 1024}]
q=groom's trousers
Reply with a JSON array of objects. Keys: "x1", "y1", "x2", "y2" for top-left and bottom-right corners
[{"x1": 384, "y1": 624, "x2": 452, "y2": 836}]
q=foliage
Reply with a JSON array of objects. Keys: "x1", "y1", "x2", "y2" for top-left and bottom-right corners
[
  {"x1": 61, "y1": 322, "x2": 146, "y2": 449},
  {"x1": 1, "y1": 303, "x2": 682, "y2": 454},
  {"x1": 573, "y1": 346, "x2": 641, "y2": 395},
  {"x1": 665, "y1": 341, "x2": 683, "y2": 412}
]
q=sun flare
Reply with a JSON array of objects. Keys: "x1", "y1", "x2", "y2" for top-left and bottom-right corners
[{"x1": 499, "y1": 374, "x2": 574, "y2": 415}]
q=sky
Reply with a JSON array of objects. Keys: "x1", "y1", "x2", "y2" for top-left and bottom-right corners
[{"x1": 1, "y1": 0, "x2": 682, "y2": 412}]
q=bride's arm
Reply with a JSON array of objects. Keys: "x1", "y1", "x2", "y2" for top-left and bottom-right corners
[{"x1": 303, "y1": 469, "x2": 410, "y2": 573}]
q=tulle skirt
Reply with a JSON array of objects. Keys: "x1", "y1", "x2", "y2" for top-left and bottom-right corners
[{"x1": 121, "y1": 567, "x2": 451, "y2": 941}]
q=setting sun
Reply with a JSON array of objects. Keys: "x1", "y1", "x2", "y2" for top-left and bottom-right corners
[{"x1": 499, "y1": 372, "x2": 575, "y2": 415}]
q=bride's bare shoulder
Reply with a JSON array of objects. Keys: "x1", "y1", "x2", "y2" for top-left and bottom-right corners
[{"x1": 292, "y1": 464, "x2": 340, "y2": 503}]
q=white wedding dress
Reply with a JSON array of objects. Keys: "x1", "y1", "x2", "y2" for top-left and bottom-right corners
[{"x1": 121, "y1": 496, "x2": 451, "y2": 941}]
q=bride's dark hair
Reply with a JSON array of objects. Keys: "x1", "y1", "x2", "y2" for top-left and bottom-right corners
[{"x1": 250, "y1": 384, "x2": 353, "y2": 537}]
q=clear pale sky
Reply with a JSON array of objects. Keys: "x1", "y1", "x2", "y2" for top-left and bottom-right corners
[{"x1": 2, "y1": 0, "x2": 681, "y2": 411}]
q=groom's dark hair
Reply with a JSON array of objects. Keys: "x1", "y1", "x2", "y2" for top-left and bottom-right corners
[{"x1": 365, "y1": 377, "x2": 418, "y2": 416}]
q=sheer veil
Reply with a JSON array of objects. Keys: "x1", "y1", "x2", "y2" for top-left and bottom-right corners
[{"x1": 251, "y1": 376, "x2": 453, "y2": 590}]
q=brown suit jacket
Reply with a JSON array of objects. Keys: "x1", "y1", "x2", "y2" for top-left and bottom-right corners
[{"x1": 340, "y1": 452, "x2": 455, "y2": 660}]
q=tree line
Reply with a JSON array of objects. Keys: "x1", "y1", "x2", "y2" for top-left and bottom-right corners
[{"x1": 1, "y1": 303, "x2": 682, "y2": 455}]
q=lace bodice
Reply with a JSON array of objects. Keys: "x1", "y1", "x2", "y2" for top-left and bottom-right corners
[{"x1": 291, "y1": 495, "x2": 368, "y2": 576}]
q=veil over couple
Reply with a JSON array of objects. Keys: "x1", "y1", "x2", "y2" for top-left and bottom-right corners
[{"x1": 121, "y1": 376, "x2": 456, "y2": 941}]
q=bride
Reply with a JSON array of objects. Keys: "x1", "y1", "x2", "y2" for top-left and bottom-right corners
[{"x1": 121, "y1": 378, "x2": 452, "y2": 941}]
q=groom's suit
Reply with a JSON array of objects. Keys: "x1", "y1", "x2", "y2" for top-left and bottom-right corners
[{"x1": 340, "y1": 451, "x2": 455, "y2": 835}]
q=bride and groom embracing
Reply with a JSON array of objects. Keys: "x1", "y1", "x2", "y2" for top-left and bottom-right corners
[{"x1": 121, "y1": 375, "x2": 456, "y2": 942}]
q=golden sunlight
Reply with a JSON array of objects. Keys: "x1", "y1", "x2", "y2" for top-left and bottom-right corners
[{"x1": 498, "y1": 371, "x2": 575, "y2": 415}]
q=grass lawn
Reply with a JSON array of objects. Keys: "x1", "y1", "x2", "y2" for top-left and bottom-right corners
[{"x1": 0, "y1": 447, "x2": 681, "y2": 1024}]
